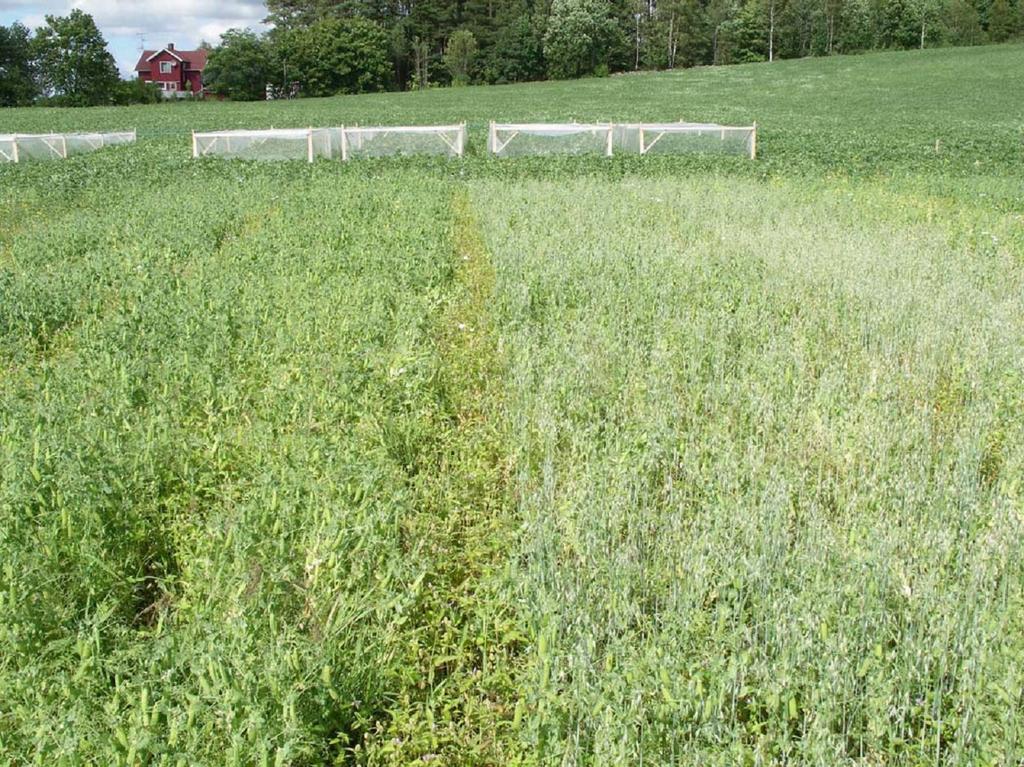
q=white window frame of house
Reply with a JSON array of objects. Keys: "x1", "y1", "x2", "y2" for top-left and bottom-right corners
[
  {"x1": 168, "y1": 82, "x2": 177, "y2": 91},
  {"x1": 160, "y1": 61, "x2": 173, "y2": 74}
]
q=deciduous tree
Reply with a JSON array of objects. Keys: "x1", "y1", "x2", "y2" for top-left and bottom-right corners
[
  {"x1": 945, "y1": 0, "x2": 984, "y2": 42},
  {"x1": 444, "y1": 29, "x2": 479, "y2": 84},
  {"x1": 205, "y1": 29, "x2": 276, "y2": 100},
  {"x1": 278, "y1": 17, "x2": 390, "y2": 96},
  {"x1": 543, "y1": 0, "x2": 624, "y2": 78},
  {"x1": 33, "y1": 10, "x2": 118, "y2": 106},
  {"x1": 0, "y1": 22, "x2": 38, "y2": 106}
]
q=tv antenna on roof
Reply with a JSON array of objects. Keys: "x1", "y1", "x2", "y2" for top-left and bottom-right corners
[{"x1": 136, "y1": 32, "x2": 147, "y2": 51}]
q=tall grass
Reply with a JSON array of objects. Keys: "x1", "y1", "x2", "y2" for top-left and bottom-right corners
[
  {"x1": 0, "y1": 170, "x2": 518, "y2": 763},
  {"x1": 473, "y1": 177, "x2": 1024, "y2": 764},
  {"x1": 1, "y1": 43, "x2": 1022, "y2": 765}
]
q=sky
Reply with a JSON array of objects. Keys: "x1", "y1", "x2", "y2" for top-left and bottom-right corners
[{"x1": 0, "y1": 1, "x2": 269, "y2": 75}]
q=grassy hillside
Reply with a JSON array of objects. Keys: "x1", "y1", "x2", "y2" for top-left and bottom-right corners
[
  {"x1": 1, "y1": 45, "x2": 1023, "y2": 765},
  {"x1": 1, "y1": 43, "x2": 1023, "y2": 174}
]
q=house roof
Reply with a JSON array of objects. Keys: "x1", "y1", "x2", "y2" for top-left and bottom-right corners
[
  {"x1": 148, "y1": 48, "x2": 184, "y2": 62},
  {"x1": 135, "y1": 48, "x2": 208, "y2": 72}
]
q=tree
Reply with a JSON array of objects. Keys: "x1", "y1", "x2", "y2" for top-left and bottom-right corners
[
  {"x1": 205, "y1": 29, "x2": 276, "y2": 101},
  {"x1": 444, "y1": 29, "x2": 479, "y2": 85},
  {"x1": 645, "y1": 0, "x2": 707, "y2": 67},
  {"x1": 987, "y1": 0, "x2": 1015, "y2": 40},
  {"x1": 836, "y1": 0, "x2": 874, "y2": 49},
  {"x1": 870, "y1": 0, "x2": 919, "y2": 46},
  {"x1": 823, "y1": 0, "x2": 845, "y2": 52},
  {"x1": 731, "y1": 0, "x2": 768, "y2": 61},
  {"x1": 406, "y1": 0, "x2": 459, "y2": 57},
  {"x1": 544, "y1": 0, "x2": 625, "y2": 78},
  {"x1": 462, "y1": 0, "x2": 505, "y2": 53},
  {"x1": 488, "y1": 10, "x2": 546, "y2": 81},
  {"x1": 944, "y1": 0, "x2": 984, "y2": 42},
  {"x1": 908, "y1": 0, "x2": 944, "y2": 47},
  {"x1": 0, "y1": 22, "x2": 38, "y2": 106},
  {"x1": 706, "y1": 0, "x2": 738, "y2": 63},
  {"x1": 765, "y1": 0, "x2": 787, "y2": 59},
  {"x1": 411, "y1": 36, "x2": 431, "y2": 88},
  {"x1": 278, "y1": 17, "x2": 390, "y2": 96},
  {"x1": 779, "y1": 0, "x2": 825, "y2": 55},
  {"x1": 33, "y1": 10, "x2": 118, "y2": 106},
  {"x1": 388, "y1": 20, "x2": 411, "y2": 87},
  {"x1": 264, "y1": 0, "x2": 328, "y2": 30}
]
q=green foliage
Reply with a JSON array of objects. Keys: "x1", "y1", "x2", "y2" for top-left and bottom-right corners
[
  {"x1": 945, "y1": 0, "x2": 986, "y2": 42},
  {"x1": 544, "y1": 0, "x2": 626, "y2": 78},
  {"x1": 471, "y1": 172, "x2": 1024, "y2": 765},
  {"x1": 488, "y1": 11, "x2": 547, "y2": 82},
  {"x1": 278, "y1": 17, "x2": 391, "y2": 96},
  {"x1": 205, "y1": 28, "x2": 277, "y2": 101},
  {"x1": 644, "y1": 0, "x2": 709, "y2": 67},
  {"x1": 444, "y1": 29, "x2": 479, "y2": 85},
  {"x1": 0, "y1": 23, "x2": 38, "y2": 106},
  {"x1": 217, "y1": 0, "x2": 1024, "y2": 93},
  {"x1": 31, "y1": 10, "x2": 118, "y2": 106},
  {"x1": 987, "y1": 0, "x2": 1016, "y2": 39},
  {"x1": 111, "y1": 78, "x2": 163, "y2": 105},
  {"x1": 0, "y1": 165, "x2": 520, "y2": 764},
  {"x1": 1, "y1": 43, "x2": 1024, "y2": 766}
]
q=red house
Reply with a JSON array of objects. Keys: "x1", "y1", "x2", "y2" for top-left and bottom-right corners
[{"x1": 135, "y1": 44, "x2": 208, "y2": 98}]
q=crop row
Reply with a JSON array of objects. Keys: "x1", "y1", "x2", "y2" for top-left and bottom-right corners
[
  {"x1": 472, "y1": 176, "x2": 1024, "y2": 764},
  {"x1": 0, "y1": 170, "x2": 524, "y2": 763}
]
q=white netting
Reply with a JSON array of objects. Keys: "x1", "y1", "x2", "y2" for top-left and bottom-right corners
[
  {"x1": 488, "y1": 123, "x2": 614, "y2": 157},
  {"x1": 67, "y1": 131, "x2": 135, "y2": 153},
  {"x1": 0, "y1": 131, "x2": 135, "y2": 163},
  {"x1": 614, "y1": 122, "x2": 756, "y2": 157},
  {"x1": 342, "y1": 124, "x2": 465, "y2": 159},
  {"x1": 194, "y1": 125, "x2": 465, "y2": 162},
  {"x1": 193, "y1": 129, "x2": 336, "y2": 162}
]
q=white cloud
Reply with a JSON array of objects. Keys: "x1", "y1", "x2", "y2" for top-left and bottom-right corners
[
  {"x1": 0, "y1": 0, "x2": 269, "y2": 71},
  {"x1": 71, "y1": 0, "x2": 267, "y2": 38}
]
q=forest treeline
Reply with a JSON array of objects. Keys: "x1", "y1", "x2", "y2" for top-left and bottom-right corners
[{"x1": 204, "y1": 0, "x2": 1024, "y2": 98}]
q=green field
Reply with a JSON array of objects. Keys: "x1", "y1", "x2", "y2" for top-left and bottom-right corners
[{"x1": 1, "y1": 44, "x2": 1023, "y2": 766}]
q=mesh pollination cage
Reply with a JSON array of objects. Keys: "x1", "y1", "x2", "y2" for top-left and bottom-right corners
[
  {"x1": 193, "y1": 125, "x2": 466, "y2": 162},
  {"x1": 341, "y1": 124, "x2": 466, "y2": 159},
  {"x1": 487, "y1": 121, "x2": 757, "y2": 158},
  {"x1": 192, "y1": 128, "x2": 337, "y2": 162},
  {"x1": 488, "y1": 122, "x2": 615, "y2": 157},
  {"x1": 614, "y1": 122, "x2": 757, "y2": 158},
  {"x1": 0, "y1": 131, "x2": 136, "y2": 163}
]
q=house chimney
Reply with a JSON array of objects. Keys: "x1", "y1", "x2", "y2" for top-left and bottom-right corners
[{"x1": 167, "y1": 43, "x2": 175, "y2": 51}]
